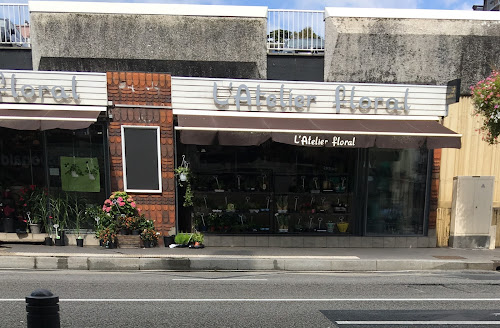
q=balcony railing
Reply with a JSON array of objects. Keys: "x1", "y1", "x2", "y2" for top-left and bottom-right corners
[
  {"x1": 0, "y1": 5, "x2": 326, "y2": 52},
  {"x1": 267, "y1": 9, "x2": 325, "y2": 54},
  {"x1": 1, "y1": 4, "x2": 30, "y2": 48}
]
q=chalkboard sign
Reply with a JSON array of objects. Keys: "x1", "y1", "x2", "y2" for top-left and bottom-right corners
[{"x1": 121, "y1": 126, "x2": 162, "y2": 193}]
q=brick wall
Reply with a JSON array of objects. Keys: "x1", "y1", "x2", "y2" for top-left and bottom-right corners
[{"x1": 107, "y1": 72, "x2": 175, "y2": 236}]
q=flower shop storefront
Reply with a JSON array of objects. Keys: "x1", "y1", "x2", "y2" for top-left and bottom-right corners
[
  {"x1": 172, "y1": 77, "x2": 462, "y2": 247},
  {"x1": 0, "y1": 70, "x2": 109, "y2": 244}
]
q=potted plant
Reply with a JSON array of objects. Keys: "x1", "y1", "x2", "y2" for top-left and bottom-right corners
[
  {"x1": 189, "y1": 232, "x2": 205, "y2": 248},
  {"x1": 19, "y1": 185, "x2": 46, "y2": 234},
  {"x1": 175, "y1": 166, "x2": 193, "y2": 207},
  {"x1": 102, "y1": 191, "x2": 141, "y2": 219},
  {"x1": 69, "y1": 194, "x2": 86, "y2": 247},
  {"x1": 276, "y1": 195, "x2": 288, "y2": 213},
  {"x1": 276, "y1": 213, "x2": 289, "y2": 233},
  {"x1": 141, "y1": 226, "x2": 160, "y2": 248},
  {"x1": 337, "y1": 216, "x2": 349, "y2": 233},
  {"x1": 64, "y1": 162, "x2": 84, "y2": 178},
  {"x1": 50, "y1": 194, "x2": 69, "y2": 246},
  {"x1": 174, "y1": 232, "x2": 192, "y2": 247},
  {"x1": 99, "y1": 225, "x2": 117, "y2": 248}
]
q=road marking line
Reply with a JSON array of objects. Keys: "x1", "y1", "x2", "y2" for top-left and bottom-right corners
[
  {"x1": 336, "y1": 321, "x2": 500, "y2": 325},
  {"x1": 3, "y1": 298, "x2": 500, "y2": 302},
  {"x1": 172, "y1": 278, "x2": 268, "y2": 281}
]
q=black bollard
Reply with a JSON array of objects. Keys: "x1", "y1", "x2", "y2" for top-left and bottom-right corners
[{"x1": 26, "y1": 289, "x2": 60, "y2": 328}]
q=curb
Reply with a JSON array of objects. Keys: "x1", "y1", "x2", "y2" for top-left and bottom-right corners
[{"x1": 0, "y1": 255, "x2": 496, "y2": 271}]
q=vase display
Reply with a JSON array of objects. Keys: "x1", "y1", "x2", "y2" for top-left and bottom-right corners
[{"x1": 337, "y1": 222, "x2": 349, "y2": 233}]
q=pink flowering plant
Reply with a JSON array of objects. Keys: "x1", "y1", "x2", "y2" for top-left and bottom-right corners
[
  {"x1": 471, "y1": 70, "x2": 500, "y2": 144},
  {"x1": 102, "y1": 191, "x2": 141, "y2": 218}
]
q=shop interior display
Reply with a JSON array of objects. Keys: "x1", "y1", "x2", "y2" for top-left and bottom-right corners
[{"x1": 190, "y1": 172, "x2": 353, "y2": 234}]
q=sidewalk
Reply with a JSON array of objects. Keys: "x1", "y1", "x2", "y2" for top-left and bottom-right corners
[{"x1": 1, "y1": 243, "x2": 500, "y2": 272}]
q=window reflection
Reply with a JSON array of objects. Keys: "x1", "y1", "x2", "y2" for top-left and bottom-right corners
[{"x1": 366, "y1": 148, "x2": 429, "y2": 235}]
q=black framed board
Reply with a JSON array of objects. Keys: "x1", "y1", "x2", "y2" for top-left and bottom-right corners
[{"x1": 121, "y1": 125, "x2": 162, "y2": 193}]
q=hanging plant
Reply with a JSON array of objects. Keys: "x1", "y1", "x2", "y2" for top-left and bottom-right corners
[
  {"x1": 471, "y1": 70, "x2": 500, "y2": 144},
  {"x1": 175, "y1": 155, "x2": 193, "y2": 207},
  {"x1": 64, "y1": 162, "x2": 84, "y2": 177}
]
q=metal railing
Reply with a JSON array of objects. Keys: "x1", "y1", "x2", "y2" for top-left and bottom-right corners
[
  {"x1": 1, "y1": 4, "x2": 30, "y2": 47},
  {"x1": 267, "y1": 9, "x2": 325, "y2": 54}
]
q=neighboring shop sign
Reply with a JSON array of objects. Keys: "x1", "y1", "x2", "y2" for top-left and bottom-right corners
[
  {"x1": 0, "y1": 70, "x2": 107, "y2": 106},
  {"x1": 172, "y1": 77, "x2": 450, "y2": 117},
  {"x1": 0, "y1": 72, "x2": 79, "y2": 102}
]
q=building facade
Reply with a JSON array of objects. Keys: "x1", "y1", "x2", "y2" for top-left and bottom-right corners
[{"x1": 0, "y1": 2, "x2": 499, "y2": 247}]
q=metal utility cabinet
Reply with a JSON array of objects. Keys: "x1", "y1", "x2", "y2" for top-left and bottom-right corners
[{"x1": 449, "y1": 176, "x2": 495, "y2": 249}]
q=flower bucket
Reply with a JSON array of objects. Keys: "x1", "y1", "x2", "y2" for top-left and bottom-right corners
[{"x1": 337, "y1": 222, "x2": 349, "y2": 233}]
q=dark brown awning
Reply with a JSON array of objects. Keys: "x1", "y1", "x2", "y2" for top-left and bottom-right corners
[{"x1": 176, "y1": 115, "x2": 461, "y2": 149}]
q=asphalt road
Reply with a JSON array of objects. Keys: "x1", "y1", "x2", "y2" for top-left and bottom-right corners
[{"x1": 1, "y1": 270, "x2": 500, "y2": 327}]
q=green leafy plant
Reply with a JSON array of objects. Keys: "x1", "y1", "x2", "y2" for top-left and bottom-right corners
[
  {"x1": 64, "y1": 162, "x2": 84, "y2": 176},
  {"x1": 471, "y1": 70, "x2": 500, "y2": 144},
  {"x1": 19, "y1": 185, "x2": 49, "y2": 225},
  {"x1": 68, "y1": 194, "x2": 86, "y2": 238},
  {"x1": 50, "y1": 193, "x2": 70, "y2": 236},
  {"x1": 175, "y1": 166, "x2": 194, "y2": 207},
  {"x1": 174, "y1": 232, "x2": 192, "y2": 245},
  {"x1": 192, "y1": 232, "x2": 204, "y2": 244}
]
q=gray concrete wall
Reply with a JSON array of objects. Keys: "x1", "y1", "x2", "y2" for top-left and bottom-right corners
[
  {"x1": 31, "y1": 13, "x2": 267, "y2": 79},
  {"x1": 0, "y1": 48, "x2": 32, "y2": 69},
  {"x1": 324, "y1": 17, "x2": 500, "y2": 94}
]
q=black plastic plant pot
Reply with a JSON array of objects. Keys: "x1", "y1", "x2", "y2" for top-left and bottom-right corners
[
  {"x1": 54, "y1": 238, "x2": 64, "y2": 246},
  {"x1": 44, "y1": 237, "x2": 53, "y2": 246},
  {"x1": 76, "y1": 238, "x2": 84, "y2": 247},
  {"x1": 163, "y1": 235, "x2": 175, "y2": 247}
]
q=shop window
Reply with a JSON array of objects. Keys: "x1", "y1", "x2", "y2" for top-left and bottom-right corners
[
  {"x1": 0, "y1": 125, "x2": 108, "y2": 233},
  {"x1": 178, "y1": 141, "x2": 358, "y2": 235},
  {"x1": 366, "y1": 148, "x2": 429, "y2": 235},
  {"x1": 121, "y1": 126, "x2": 162, "y2": 193},
  {"x1": 0, "y1": 129, "x2": 45, "y2": 232}
]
